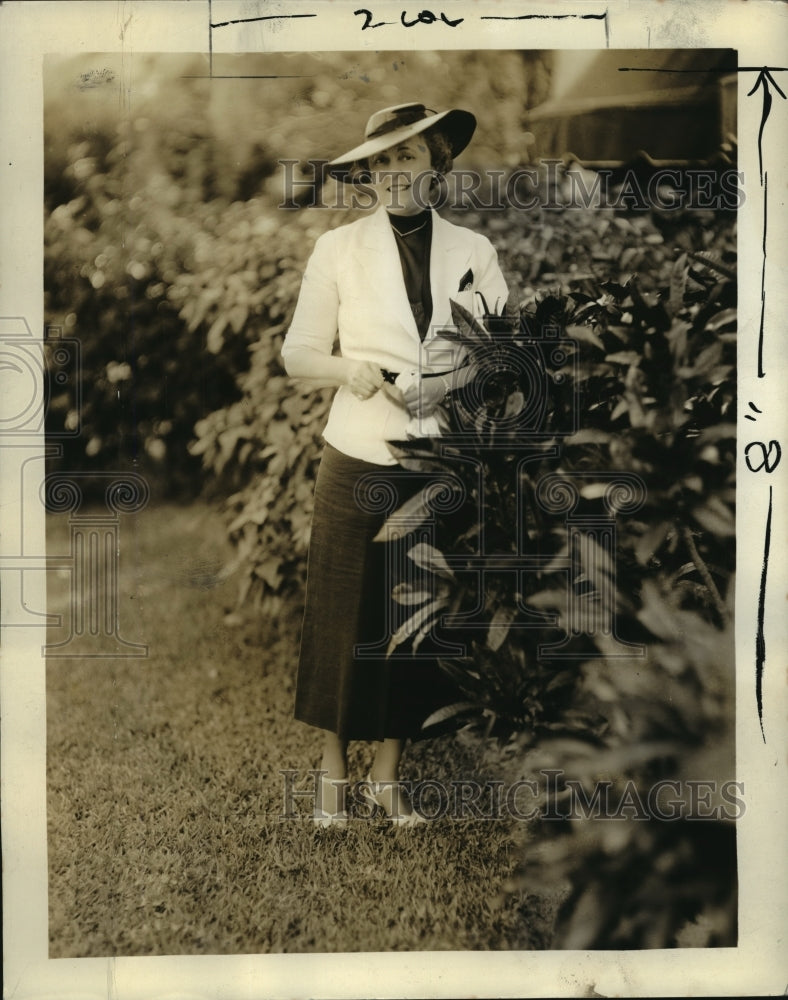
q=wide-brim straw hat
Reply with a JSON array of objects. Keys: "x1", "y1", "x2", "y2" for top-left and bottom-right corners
[{"x1": 327, "y1": 102, "x2": 476, "y2": 181}]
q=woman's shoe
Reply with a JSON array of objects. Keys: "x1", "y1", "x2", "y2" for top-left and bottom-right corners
[
  {"x1": 360, "y1": 773, "x2": 427, "y2": 827},
  {"x1": 314, "y1": 774, "x2": 349, "y2": 829}
]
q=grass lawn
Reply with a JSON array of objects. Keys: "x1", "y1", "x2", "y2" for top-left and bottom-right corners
[{"x1": 46, "y1": 500, "x2": 557, "y2": 956}]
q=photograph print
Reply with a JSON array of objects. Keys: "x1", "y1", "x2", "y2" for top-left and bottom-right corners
[{"x1": 39, "y1": 43, "x2": 743, "y2": 960}]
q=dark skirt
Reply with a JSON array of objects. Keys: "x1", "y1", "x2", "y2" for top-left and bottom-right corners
[{"x1": 294, "y1": 442, "x2": 459, "y2": 741}]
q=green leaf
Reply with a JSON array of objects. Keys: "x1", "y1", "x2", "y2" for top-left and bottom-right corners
[
  {"x1": 704, "y1": 307, "x2": 737, "y2": 332},
  {"x1": 421, "y1": 702, "x2": 479, "y2": 730},
  {"x1": 579, "y1": 482, "x2": 610, "y2": 501},
  {"x1": 407, "y1": 542, "x2": 455, "y2": 579},
  {"x1": 564, "y1": 429, "x2": 612, "y2": 445},
  {"x1": 668, "y1": 252, "x2": 688, "y2": 313},
  {"x1": 253, "y1": 558, "x2": 282, "y2": 589},
  {"x1": 691, "y1": 499, "x2": 735, "y2": 537},
  {"x1": 449, "y1": 298, "x2": 490, "y2": 345},
  {"x1": 546, "y1": 670, "x2": 576, "y2": 692},
  {"x1": 487, "y1": 605, "x2": 516, "y2": 652},
  {"x1": 687, "y1": 250, "x2": 736, "y2": 281},
  {"x1": 605, "y1": 351, "x2": 640, "y2": 365},
  {"x1": 634, "y1": 521, "x2": 671, "y2": 566},
  {"x1": 610, "y1": 399, "x2": 629, "y2": 422},
  {"x1": 373, "y1": 482, "x2": 460, "y2": 542},
  {"x1": 636, "y1": 580, "x2": 679, "y2": 640},
  {"x1": 386, "y1": 596, "x2": 448, "y2": 655},
  {"x1": 391, "y1": 583, "x2": 432, "y2": 606},
  {"x1": 228, "y1": 304, "x2": 249, "y2": 334},
  {"x1": 667, "y1": 321, "x2": 689, "y2": 363},
  {"x1": 526, "y1": 589, "x2": 568, "y2": 611},
  {"x1": 566, "y1": 324, "x2": 605, "y2": 350},
  {"x1": 206, "y1": 314, "x2": 228, "y2": 354},
  {"x1": 697, "y1": 423, "x2": 736, "y2": 444},
  {"x1": 683, "y1": 341, "x2": 723, "y2": 378}
]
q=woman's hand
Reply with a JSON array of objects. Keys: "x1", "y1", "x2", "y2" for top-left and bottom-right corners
[
  {"x1": 346, "y1": 360, "x2": 384, "y2": 400},
  {"x1": 399, "y1": 373, "x2": 450, "y2": 416}
]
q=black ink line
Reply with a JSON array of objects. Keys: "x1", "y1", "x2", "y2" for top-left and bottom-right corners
[
  {"x1": 745, "y1": 414, "x2": 757, "y2": 421},
  {"x1": 210, "y1": 14, "x2": 318, "y2": 29},
  {"x1": 399, "y1": 11, "x2": 464, "y2": 27},
  {"x1": 754, "y1": 72, "x2": 772, "y2": 185},
  {"x1": 744, "y1": 441, "x2": 782, "y2": 475},
  {"x1": 619, "y1": 65, "x2": 782, "y2": 380},
  {"x1": 353, "y1": 7, "x2": 398, "y2": 31},
  {"x1": 756, "y1": 485, "x2": 772, "y2": 742},
  {"x1": 182, "y1": 75, "x2": 311, "y2": 80},
  {"x1": 618, "y1": 66, "x2": 788, "y2": 73},
  {"x1": 209, "y1": 0, "x2": 213, "y2": 78},
  {"x1": 480, "y1": 12, "x2": 606, "y2": 19},
  {"x1": 354, "y1": 8, "x2": 397, "y2": 29},
  {"x1": 759, "y1": 172, "x2": 768, "y2": 378},
  {"x1": 747, "y1": 68, "x2": 786, "y2": 185},
  {"x1": 749, "y1": 403, "x2": 763, "y2": 413}
]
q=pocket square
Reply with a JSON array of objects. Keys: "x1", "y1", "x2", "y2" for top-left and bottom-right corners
[{"x1": 458, "y1": 268, "x2": 474, "y2": 292}]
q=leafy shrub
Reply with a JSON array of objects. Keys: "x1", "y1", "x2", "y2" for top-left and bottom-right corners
[
  {"x1": 377, "y1": 232, "x2": 734, "y2": 713},
  {"x1": 507, "y1": 612, "x2": 737, "y2": 949},
  {"x1": 43, "y1": 50, "x2": 551, "y2": 496},
  {"x1": 192, "y1": 192, "x2": 739, "y2": 946},
  {"x1": 197, "y1": 195, "x2": 735, "y2": 617},
  {"x1": 43, "y1": 74, "x2": 250, "y2": 493},
  {"x1": 377, "y1": 214, "x2": 737, "y2": 948},
  {"x1": 181, "y1": 203, "x2": 349, "y2": 612}
]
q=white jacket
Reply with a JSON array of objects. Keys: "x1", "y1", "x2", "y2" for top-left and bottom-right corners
[{"x1": 282, "y1": 205, "x2": 509, "y2": 464}]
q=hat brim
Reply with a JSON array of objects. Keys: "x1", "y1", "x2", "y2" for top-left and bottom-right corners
[{"x1": 327, "y1": 109, "x2": 476, "y2": 182}]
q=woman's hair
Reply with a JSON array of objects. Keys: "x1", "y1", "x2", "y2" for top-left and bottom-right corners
[
  {"x1": 352, "y1": 127, "x2": 454, "y2": 190},
  {"x1": 423, "y1": 129, "x2": 453, "y2": 176}
]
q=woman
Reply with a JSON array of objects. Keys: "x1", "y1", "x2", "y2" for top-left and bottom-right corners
[{"x1": 282, "y1": 103, "x2": 508, "y2": 826}]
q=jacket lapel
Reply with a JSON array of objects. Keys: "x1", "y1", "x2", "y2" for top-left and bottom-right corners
[
  {"x1": 351, "y1": 207, "x2": 475, "y2": 345},
  {"x1": 355, "y1": 206, "x2": 419, "y2": 341},
  {"x1": 429, "y1": 213, "x2": 473, "y2": 333}
]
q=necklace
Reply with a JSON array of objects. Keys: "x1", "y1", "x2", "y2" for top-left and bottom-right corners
[{"x1": 392, "y1": 218, "x2": 428, "y2": 238}]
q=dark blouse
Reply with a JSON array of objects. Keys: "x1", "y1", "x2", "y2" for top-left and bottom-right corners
[{"x1": 388, "y1": 209, "x2": 433, "y2": 341}]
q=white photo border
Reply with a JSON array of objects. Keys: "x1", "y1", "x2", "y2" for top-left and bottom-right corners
[{"x1": 1, "y1": 1, "x2": 786, "y2": 997}]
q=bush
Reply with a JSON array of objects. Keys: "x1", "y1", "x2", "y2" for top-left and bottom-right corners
[
  {"x1": 195, "y1": 192, "x2": 736, "y2": 946},
  {"x1": 43, "y1": 50, "x2": 552, "y2": 496},
  {"x1": 196, "y1": 195, "x2": 735, "y2": 616},
  {"x1": 44, "y1": 68, "x2": 248, "y2": 493},
  {"x1": 181, "y1": 203, "x2": 347, "y2": 611},
  {"x1": 377, "y1": 212, "x2": 736, "y2": 948}
]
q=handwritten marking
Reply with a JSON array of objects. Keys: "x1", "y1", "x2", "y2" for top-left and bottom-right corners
[
  {"x1": 747, "y1": 67, "x2": 786, "y2": 186},
  {"x1": 743, "y1": 71, "x2": 785, "y2": 379},
  {"x1": 618, "y1": 69, "x2": 786, "y2": 380},
  {"x1": 400, "y1": 9, "x2": 463, "y2": 27},
  {"x1": 355, "y1": 8, "x2": 463, "y2": 29},
  {"x1": 354, "y1": 8, "x2": 391, "y2": 29},
  {"x1": 480, "y1": 12, "x2": 606, "y2": 19},
  {"x1": 756, "y1": 486, "x2": 772, "y2": 741},
  {"x1": 182, "y1": 75, "x2": 310, "y2": 80},
  {"x1": 745, "y1": 402, "x2": 761, "y2": 422},
  {"x1": 759, "y1": 171, "x2": 768, "y2": 378},
  {"x1": 618, "y1": 65, "x2": 788, "y2": 73},
  {"x1": 210, "y1": 13, "x2": 318, "y2": 28},
  {"x1": 201, "y1": 0, "x2": 317, "y2": 79},
  {"x1": 745, "y1": 440, "x2": 782, "y2": 474}
]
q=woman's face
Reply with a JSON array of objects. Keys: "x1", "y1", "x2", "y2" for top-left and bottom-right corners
[{"x1": 367, "y1": 139, "x2": 433, "y2": 215}]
